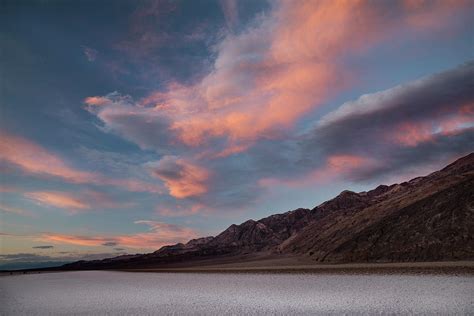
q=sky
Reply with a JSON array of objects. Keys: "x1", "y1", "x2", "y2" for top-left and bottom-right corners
[{"x1": 1, "y1": 0, "x2": 473, "y2": 269}]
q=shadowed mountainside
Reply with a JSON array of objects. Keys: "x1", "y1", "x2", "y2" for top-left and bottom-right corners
[{"x1": 60, "y1": 153, "x2": 474, "y2": 270}]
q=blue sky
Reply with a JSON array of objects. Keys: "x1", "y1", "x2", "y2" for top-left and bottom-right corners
[{"x1": 1, "y1": 0, "x2": 473, "y2": 268}]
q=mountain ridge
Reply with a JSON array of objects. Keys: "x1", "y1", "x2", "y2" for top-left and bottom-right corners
[{"x1": 59, "y1": 153, "x2": 474, "y2": 270}]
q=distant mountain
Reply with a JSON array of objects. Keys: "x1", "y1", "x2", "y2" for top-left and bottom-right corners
[
  {"x1": 60, "y1": 153, "x2": 474, "y2": 270},
  {"x1": 0, "y1": 261, "x2": 73, "y2": 271}
]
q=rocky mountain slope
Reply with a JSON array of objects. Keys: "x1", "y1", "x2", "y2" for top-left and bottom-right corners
[{"x1": 61, "y1": 153, "x2": 474, "y2": 270}]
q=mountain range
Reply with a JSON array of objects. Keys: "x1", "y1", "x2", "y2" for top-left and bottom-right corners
[{"x1": 61, "y1": 153, "x2": 474, "y2": 270}]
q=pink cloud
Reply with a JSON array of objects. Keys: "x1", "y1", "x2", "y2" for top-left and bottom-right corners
[
  {"x1": 26, "y1": 191, "x2": 91, "y2": 211},
  {"x1": 389, "y1": 103, "x2": 474, "y2": 147},
  {"x1": 24, "y1": 190, "x2": 123, "y2": 214},
  {"x1": 390, "y1": 122, "x2": 436, "y2": 147},
  {"x1": 0, "y1": 131, "x2": 162, "y2": 193},
  {"x1": 0, "y1": 131, "x2": 96, "y2": 183}
]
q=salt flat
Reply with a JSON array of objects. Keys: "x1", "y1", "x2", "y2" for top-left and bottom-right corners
[{"x1": 1, "y1": 271, "x2": 473, "y2": 315}]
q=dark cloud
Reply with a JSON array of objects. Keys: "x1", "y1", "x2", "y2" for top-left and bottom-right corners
[
  {"x1": 301, "y1": 61, "x2": 474, "y2": 182},
  {"x1": 114, "y1": 248, "x2": 126, "y2": 251},
  {"x1": 148, "y1": 156, "x2": 185, "y2": 180},
  {"x1": 32, "y1": 245, "x2": 54, "y2": 249},
  {"x1": 312, "y1": 62, "x2": 473, "y2": 152},
  {"x1": 102, "y1": 242, "x2": 118, "y2": 247}
]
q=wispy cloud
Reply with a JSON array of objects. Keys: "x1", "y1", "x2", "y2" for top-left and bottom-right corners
[
  {"x1": 26, "y1": 191, "x2": 91, "y2": 211},
  {"x1": 219, "y1": 0, "x2": 238, "y2": 31},
  {"x1": 0, "y1": 203, "x2": 33, "y2": 217},
  {"x1": 24, "y1": 190, "x2": 127, "y2": 214},
  {"x1": 82, "y1": 46, "x2": 98, "y2": 62},
  {"x1": 156, "y1": 203, "x2": 205, "y2": 217},
  {"x1": 111, "y1": 0, "x2": 216, "y2": 84},
  {"x1": 41, "y1": 220, "x2": 199, "y2": 249},
  {"x1": 0, "y1": 131, "x2": 163, "y2": 193}
]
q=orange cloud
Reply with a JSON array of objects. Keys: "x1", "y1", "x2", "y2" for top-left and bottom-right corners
[
  {"x1": 0, "y1": 131, "x2": 162, "y2": 193},
  {"x1": 42, "y1": 234, "x2": 108, "y2": 247},
  {"x1": 42, "y1": 220, "x2": 199, "y2": 249},
  {"x1": 149, "y1": 156, "x2": 210, "y2": 199},
  {"x1": 84, "y1": 96, "x2": 110, "y2": 106}
]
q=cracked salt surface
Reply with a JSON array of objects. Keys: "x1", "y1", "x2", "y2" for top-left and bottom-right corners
[{"x1": 1, "y1": 271, "x2": 473, "y2": 315}]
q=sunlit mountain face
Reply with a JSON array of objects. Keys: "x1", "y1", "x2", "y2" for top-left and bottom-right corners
[{"x1": 1, "y1": 0, "x2": 473, "y2": 270}]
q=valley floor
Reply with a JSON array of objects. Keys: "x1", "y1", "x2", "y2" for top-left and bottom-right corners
[
  {"x1": 118, "y1": 259, "x2": 474, "y2": 275},
  {"x1": 2, "y1": 270, "x2": 473, "y2": 315}
]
